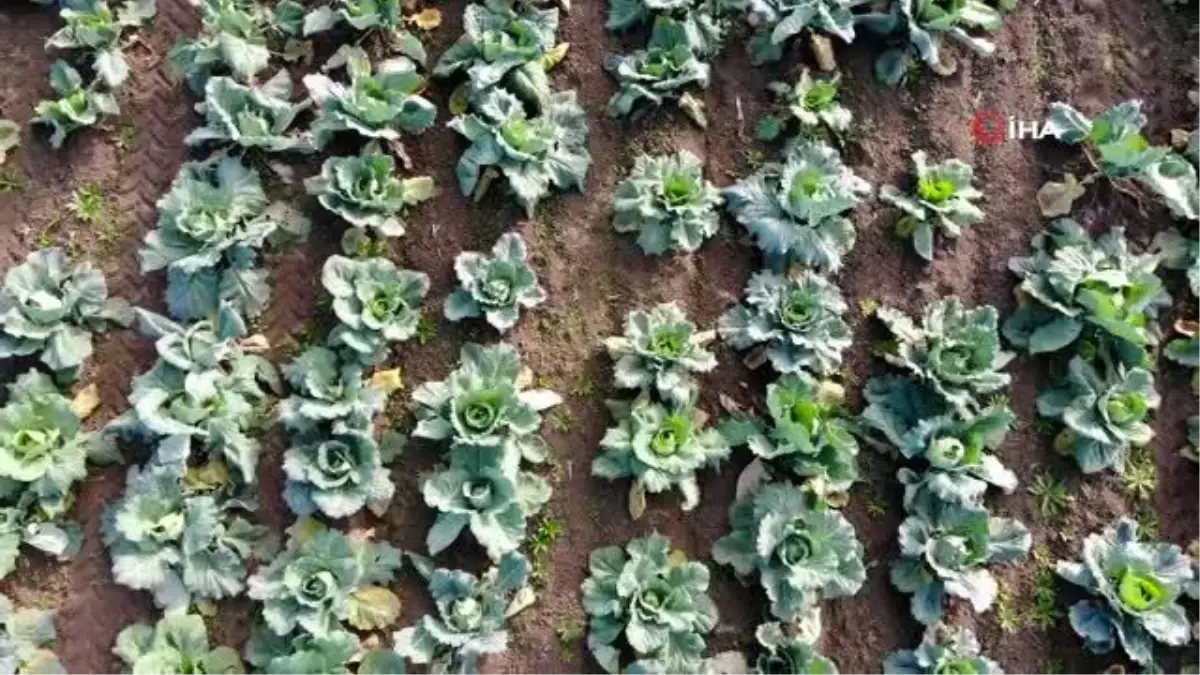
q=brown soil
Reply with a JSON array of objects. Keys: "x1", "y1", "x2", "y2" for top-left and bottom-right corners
[{"x1": 0, "y1": 0, "x2": 1196, "y2": 672}]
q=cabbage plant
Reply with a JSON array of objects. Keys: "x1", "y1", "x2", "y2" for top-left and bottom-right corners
[
  {"x1": 0, "y1": 595, "x2": 62, "y2": 674},
  {"x1": 862, "y1": 0, "x2": 1004, "y2": 86},
  {"x1": 892, "y1": 504, "x2": 1030, "y2": 624},
  {"x1": 607, "y1": 0, "x2": 727, "y2": 56},
  {"x1": 1004, "y1": 219, "x2": 1168, "y2": 367},
  {"x1": 434, "y1": 0, "x2": 559, "y2": 102},
  {"x1": 448, "y1": 87, "x2": 591, "y2": 217},
  {"x1": 245, "y1": 622, "x2": 405, "y2": 674},
  {"x1": 613, "y1": 150, "x2": 721, "y2": 256},
  {"x1": 301, "y1": 0, "x2": 425, "y2": 61},
  {"x1": 877, "y1": 298, "x2": 1012, "y2": 415},
  {"x1": 304, "y1": 48, "x2": 437, "y2": 148},
  {"x1": 604, "y1": 18, "x2": 711, "y2": 127},
  {"x1": 1056, "y1": 518, "x2": 1193, "y2": 665},
  {"x1": 604, "y1": 303, "x2": 716, "y2": 405},
  {"x1": 719, "y1": 269, "x2": 850, "y2": 376},
  {"x1": 142, "y1": 157, "x2": 310, "y2": 321},
  {"x1": 1044, "y1": 100, "x2": 1198, "y2": 220},
  {"x1": 756, "y1": 70, "x2": 852, "y2": 142},
  {"x1": 1036, "y1": 356, "x2": 1159, "y2": 474},
  {"x1": 46, "y1": 0, "x2": 156, "y2": 88},
  {"x1": 412, "y1": 342, "x2": 562, "y2": 468},
  {"x1": 104, "y1": 464, "x2": 276, "y2": 613},
  {"x1": 581, "y1": 533, "x2": 717, "y2": 674},
  {"x1": 185, "y1": 72, "x2": 312, "y2": 153},
  {"x1": 741, "y1": 0, "x2": 868, "y2": 64},
  {"x1": 593, "y1": 395, "x2": 730, "y2": 514},
  {"x1": 423, "y1": 444, "x2": 550, "y2": 559},
  {"x1": 248, "y1": 522, "x2": 402, "y2": 639},
  {"x1": 394, "y1": 551, "x2": 534, "y2": 674},
  {"x1": 882, "y1": 623, "x2": 1002, "y2": 674},
  {"x1": 305, "y1": 143, "x2": 435, "y2": 244},
  {"x1": 721, "y1": 373, "x2": 859, "y2": 498},
  {"x1": 0, "y1": 248, "x2": 131, "y2": 381},
  {"x1": 880, "y1": 151, "x2": 984, "y2": 261},
  {"x1": 752, "y1": 622, "x2": 837, "y2": 674},
  {"x1": 114, "y1": 614, "x2": 243, "y2": 674},
  {"x1": 283, "y1": 421, "x2": 394, "y2": 520},
  {"x1": 323, "y1": 255, "x2": 430, "y2": 365},
  {"x1": 893, "y1": 408, "x2": 1017, "y2": 516},
  {"x1": 32, "y1": 60, "x2": 119, "y2": 148},
  {"x1": 445, "y1": 232, "x2": 546, "y2": 332},
  {"x1": 168, "y1": 0, "x2": 272, "y2": 92},
  {"x1": 724, "y1": 139, "x2": 870, "y2": 270},
  {"x1": 106, "y1": 307, "x2": 278, "y2": 482},
  {"x1": 712, "y1": 482, "x2": 865, "y2": 621},
  {"x1": 278, "y1": 346, "x2": 386, "y2": 435}
]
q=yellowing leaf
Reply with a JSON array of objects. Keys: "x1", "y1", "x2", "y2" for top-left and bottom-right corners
[
  {"x1": 406, "y1": 8, "x2": 442, "y2": 30},
  {"x1": 541, "y1": 42, "x2": 570, "y2": 71},
  {"x1": 287, "y1": 517, "x2": 325, "y2": 547},
  {"x1": 347, "y1": 585, "x2": 402, "y2": 631},
  {"x1": 369, "y1": 368, "x2": 404, "y2": 394},
  {"x1": 71, "y1": 384, "x2": 100, "y2": 419},
  {"x1": 183, "y1": 460, "x2": 232, "y2": 492},
  {"x1": 667, "y1": 549, "x2": 688, "y2": 567},
  {"x1": 449, "y1": 83, "x2": 472, "y2": 116},
  {"x1": 1037, "y1": 173, "x2": 1086, "y2": 218},
  {"x1": 628, "y1": 480, "x2": 647, "y2": 520}
]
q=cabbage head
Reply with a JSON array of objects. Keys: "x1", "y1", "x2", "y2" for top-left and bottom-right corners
[
  {"x1": 283, "y1": 421, "x2": 393, "y2": 520},
  {"x1": 604, "y1": 303, "x2": 716, "y2": 406},
  {"x1": 445, "y1": 232, "x2": 546, "y2": 333},
  {"x1": 323, "y1": 255, "x2": 430, "y2": 365}
]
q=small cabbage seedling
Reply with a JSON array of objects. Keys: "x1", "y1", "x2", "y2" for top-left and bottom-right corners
[
  {"x1": 604, "y1": 303, "x2": 716, "y2": 405},
  {"x1": 185, "y1": 71, "x2": 312, "y2": 153},
  {"x1": 245, "y1": 621, "x2": 405, "y2": 674},
  {"x1": 448, "y1": 87, "x2": 591, "y2": 217},
  {"x1": 0, "y1": 370, "x2": 116, "y2": 578},
  {"x1": 114, "y1": 614, "x2": 243, "y2": 674},
  {"x1": 719, "y1": 269, "x2": 851, "y2": 376},
  {"x1": 323, "y1": 255, "x2": 430, "y2": 365},
  {"x1": 752, "y1": 621, "x2": 837, "y2": 674},
  {"x1": 592, "y1": 395, "x2": 730, "y2": 515},
  {"x1": 883, "y1": 623, "x2": 1002, "y2": 674},
  {"x1": 1004, "y1": 219, "x2": 1168, "y2": 367},
  {"x1": 435, "y1": 0, "x2": 560, "y2": 103},
  {"x1": 757, "y1": 70, "x2": 853, "y2": 142},
  {"x1": 720, "y1": 373, "x2": 859, "y2": 499},
  {"x1": 283, "y1": 421, "x2": 394, "y2": 520},
  {"x1": 581, "y1": 533, "x2": 716, "y2": 673},
  {"x1": 305, "y1": 142, "x2": 436, "y2": 245},
  {"x1": 106, "y1": 308, "x2": 279, "y2": 483},
  {"x1": 892, "y1": 504, "x2": 1030, "y2": 624},
  {"x1": 0, "y1": 595, "x2": 62, "y2": 674},
  {"x1": 604, "y1": 17, "x2": 711, "y2": 127},
  {"x1": 168, "y1": 0, "x2": 273, "y2": 92},
  {"x1": 304, "y1": 47, "x2": 437, "y2": 149},
  {"x1": 862, "y1": 0, "x2": 1004, "y2": 86},
  {"x1": 248, "y1": 522, "x2": 402, "y2": 638},
  {"x1": 394, "y1": 551, "x2": 535, "y2": 674},
  {"x1": 141, "y1": 157, "x2": 310, "y2": 321},
  {"x1": 724, "y1": 139, "x2": 870, "y2": 270},
  {"x1": 412, "y1": 342, "x2": 562, "y2": 468},
  {"x1": 445, "y1": 232, "x2": 546, "y2": 332},
  {"x1": 423, "y1": 444, "x2": 551, "y2": 559},
  {"x1": 33, "y1": 60, "x2": 119, "y2": 148},
  {"x1": 46, "y1": 0, "x2": 156, "y2": 88},
  {"x1": 877, "y1": 298, "x2": 1012, "y2": 415},
  {"x1": 712, "y1": 482, "x2": 865, "y2": 621},
  {"x1": 607, "y1": 0, "x2": 727, "y2": 57},
  {"x1": 880, "y1": 151, "x2": 984, "y2": 261},
  {"x1": 613, "y1": 150, "x2": 721, "y2": 256},
  {"x1": 741, "y1": 0, "x2": 869, "y2": 65},
  {"x1": 0, "y1": 247, "x2": 131, "y2": 381},
  {"x1": 1036, "y1": 356, "x2": 1159, "y2": 474},
  {"x1": 104, "y1": 464, "x2": 277, "y2": 613},
  {"x1": 1055, "y1": 518, "x2": 1194, "y2": 665}
]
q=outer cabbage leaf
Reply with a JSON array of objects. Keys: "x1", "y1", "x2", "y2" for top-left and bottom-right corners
[
  {"x1": 168, "y1": 0, "x2": 272, "y2": 92},
  {"x1": 863, "y1": 0, "x2": 1003, "y2": 86},
  {"x1": 741, "y1": 0, "x2": 869, "y2": 64}
]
